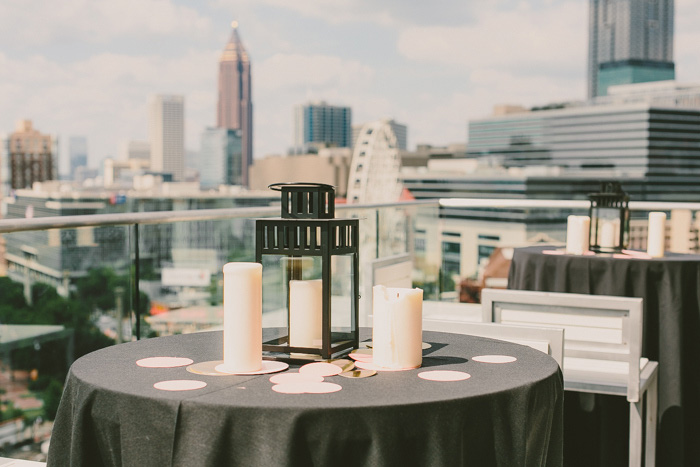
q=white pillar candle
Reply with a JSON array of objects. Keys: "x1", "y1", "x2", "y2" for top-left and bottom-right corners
[
  {"x1": 566, "y1": 215, "x2": 590, "y2": 255},
  {"x1": 221, "y1": 262, "x2": 262, "y2": 373},
  {"x1": 599, "y1": 221, "x2": 616, "y2": 248},
  {"x1": 372, "y1": 285, "x2": 423, "y2": 369},
  {"x1": 647, "y1": 212, "x2": 667, "y2": 258},
  {"x1": 289, "y1": 279, "x2": 323, "y2": 348}
]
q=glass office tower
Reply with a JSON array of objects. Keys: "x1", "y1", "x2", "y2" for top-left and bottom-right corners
[{"x1": 588, "y1": 0, "x2": 674, "y2": 98}]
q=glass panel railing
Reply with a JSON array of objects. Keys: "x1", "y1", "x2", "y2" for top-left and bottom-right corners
[
  {"x1": 1, "y1": 223, "x2": 133, "y2": 454},
  {"x1": 3, "y1": 197, "x2": 700, "y2": 462}
]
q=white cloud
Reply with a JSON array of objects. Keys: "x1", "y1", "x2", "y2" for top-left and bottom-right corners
[
  {"x1": 253, "y1": 53, "x2": 377, "y2": 157},
  {"x1": 392, "y1": 0, "x2": 587, "y2": 146},
  {"x1": 396, "y1": 1, "x2": 586, "y2": 73},
  {"x1": 675, "y1": 0, "x2": 700, "y2": 82},
  {"x1": 0, "y1": 0, "x2": 213, "y2": 46},
  {"x1": 0, "y1": 49, "x2": 218, "y2": 168},
  {"x1": 257, "y1": 54, "x2": 375, "y2": 93},
  {"x1": 211, "y1": 0, "x2": 397, "y2": 27}
]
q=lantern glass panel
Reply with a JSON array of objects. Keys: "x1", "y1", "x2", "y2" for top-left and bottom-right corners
[
  {"x1": 331, "y1": 254, "x2": 355, "y2": 335},
  {"x1": 591, "y1": 207, "x2": 622, "y2": 248},
  {"x1": 261, "y1": 254, "x2": 286, "y2": 316},
  {"x1": 261, "y1": 255, "x2": 324, "y2": 343}
]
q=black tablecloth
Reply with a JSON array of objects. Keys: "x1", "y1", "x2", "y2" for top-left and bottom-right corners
[
  {"x1": 508, "y1": 245, "x2": 700, "y2": 467},
  {"x1": 48, "y1": 329, "x2": 563, "y2": 467}
]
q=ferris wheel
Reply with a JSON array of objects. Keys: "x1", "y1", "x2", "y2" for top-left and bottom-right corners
[{"x1": 346, "y1": 119, "x2": 402, "y2": 204}]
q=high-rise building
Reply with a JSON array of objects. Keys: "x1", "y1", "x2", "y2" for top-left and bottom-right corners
[
  {"x1": 199, "y1": 127, "x2": 243, "y2": 188},
  {"x1": 69, "y1": 136, "x2": 88, "y2": 179},
  {"x1": 293, "y1": 101, "x2": 352, "y2": 154},
  {"x1": 588, "y1": 0, "x2": 674, "y2": 98},
  {"x1": 466, "y1": 103, "x2": 700, "y2": 183},
  {"x1": 217, "y1": 21, "x2": 252, "y2": 187},
  {"x1": 119, "y1": 140, "x2": 151, "y2": 161},
  {"x1": 5, "y1": 120, "x2": 57, "y2": 191},
  {"x1": 149, "y1": 95, "x2": 185, "y2": 182}
]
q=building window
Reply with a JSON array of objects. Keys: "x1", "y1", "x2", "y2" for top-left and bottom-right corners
[{"x1": 478, "y1": 244, "x2": 496, "y2": 264}]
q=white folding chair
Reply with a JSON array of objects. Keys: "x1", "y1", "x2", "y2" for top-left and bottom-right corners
[
  {"x1": 481, "y1": 288, "x2": 658, "y2": 467},
  {"x1": 422, "y1": 319, "x2": 565, "y2": 369}
]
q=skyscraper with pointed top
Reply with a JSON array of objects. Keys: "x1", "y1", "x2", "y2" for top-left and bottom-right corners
[{"x1": 217, "y1": 21, "x2": 253, "y2": 187}]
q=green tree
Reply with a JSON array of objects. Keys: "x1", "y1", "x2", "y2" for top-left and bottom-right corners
[
  {"x1": 75, "y1": 267, "x2": 120, "y2": 311},
  {"x1": 42, "y1": 379, "x2": 64, "y2": 421},
  {"x1": 0, "y1": 277, "x2": 29, "y2": 323}
]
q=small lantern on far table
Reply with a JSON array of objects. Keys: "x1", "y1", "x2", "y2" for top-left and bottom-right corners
[
  {"x1": 588, "y1": 181, "x2": 630, "y2": 253},
  {"x1": 255, "y1": 182, "x2": 360, "y2": 361}
]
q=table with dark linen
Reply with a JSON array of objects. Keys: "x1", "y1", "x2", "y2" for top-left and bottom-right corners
[
  {"x1": 508, "y1": 245, "x2": 700, "y2": 467},
  {"x1": 47, "y1": 329, "x2": 563, "y2": 467}
]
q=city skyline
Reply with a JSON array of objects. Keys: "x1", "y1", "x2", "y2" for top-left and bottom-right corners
[{"x1": 1, "y1": 0, "x2": 700, "y2": 176}]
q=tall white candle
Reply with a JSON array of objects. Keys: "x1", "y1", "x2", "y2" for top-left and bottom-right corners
[
  {"x1": 289, "y1": 279, "x2": 323, "y2": 348},
  {"x1": 220, "y1": 262, "x2": 262, "y2": 373},
  {"x1": 566, "y1": 215, "x2": 590, "y2": 255},
  {"x1": 599, "y1": 221, "x2": 616, "y2": 248},
  {"x1": 647, "y1": 212, "x2": 667, "y2": 258},
  {"x1": 580, "y1": 216, "x2": 591, "y2": 253},
  {"x1": 372, "y1": 285, "x2": 423, "y2": 369}
]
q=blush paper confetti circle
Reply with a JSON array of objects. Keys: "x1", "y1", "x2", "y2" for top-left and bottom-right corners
[
  {"x1": 272, "y1": 382, "x2": 342, "y2": 394},
  {"x1": 418, "y1": 370, "x2": 471, "y2": 382},
  {"x1": 215, "y1": 360, "x2": 289, "y2": 375},
  {"x1": 269, "y1": 373, "x2": 324, "y2": 384},
  {"x1": 154, "y1": 380, "x2": 207, "y2": 391},
  {"x1": 137, "y1": 357, "x2": 194, "y2": 368},
  {"x1": 348, "y1": 348, "x2": 373, "y2": 362},
  {"x1": 354, "y1": 361, "x2": 416, "y2": 372},
  {"x1": 186, "y1": 360, "x2": 228, "y2": 376},
  {"x1": 299, "y1": 362, "x2": 343, "y2": 377},
  {"x1": 471, "y1": 355, "x2": 517, "y2": 364}
]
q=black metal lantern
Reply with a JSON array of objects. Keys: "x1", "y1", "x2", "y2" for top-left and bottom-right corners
[
  {"x1": 255, "y1": 182, "x2": 359, "y2": 361},
  {"x1": 588, "y1": 181, "x2": 630, "y2": 253}
]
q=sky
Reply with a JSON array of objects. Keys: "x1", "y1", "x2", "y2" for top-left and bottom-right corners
[{"x1": 1, "y1": 0, "x2": 700, "y2": 176}]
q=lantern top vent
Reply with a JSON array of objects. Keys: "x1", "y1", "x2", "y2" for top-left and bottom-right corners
[
  {"x1": 269, "y1": 182, "x2": 335, "y2": 219},
  {"x1": 588, "y1": 181, "x2": 629, "y2": 209}
]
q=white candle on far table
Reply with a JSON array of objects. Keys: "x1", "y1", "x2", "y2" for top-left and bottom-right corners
[
  {"x1": 599, "y1": 221, "x2": 616, "y2": 248},
  {"x1": 372, "y1": 285, "x2": 423, "y2": 369},
  {"x1": 220, "y1": 262, "x2": 262, "y2": 373},
  {"x1": 566, "y1": 215, "x2": 590, "y2": 255},
  {"x1": 289, "y1": 279, "x2": 323, "y2": 348},
  {"x1": 647, "y1": 212, "x2": 667, "y2": 258}
]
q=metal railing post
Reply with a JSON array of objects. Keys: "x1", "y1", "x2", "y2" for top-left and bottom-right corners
[{"x1": 134, "y1": 223, "x2": 141, "y2": 340}]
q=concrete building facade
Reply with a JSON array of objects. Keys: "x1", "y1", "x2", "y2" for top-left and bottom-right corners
[
  {"x1": 6, "y1": 120, "x2": 57, "y2": 192},
  {"x1": 199, "y1": 127, "x2": 243, "y2": 188},
  {"x1": 249, "y1": 148, "x2": 351, "y2": 197},
  {"x1": 68, "y1": 137, "x2": 88, "y2": 180},
  {"x1": 149, "y1": 94, "x2": 185, "y2": 182}
]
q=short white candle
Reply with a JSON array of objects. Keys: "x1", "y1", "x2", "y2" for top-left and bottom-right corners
[
  {"x1": 647, "y1": 212, "x2": 667, "y2": 258},
  {"x1": 599, "y1": 221, "x2": 616, "y2": 248},
  {"x1": 289, "y1": 279, "x2": 323, "y2": 349},
  {"x1": 220, "y1": 262, "x2": 262, "y2": 373},
  {"x1": 372, "y1": 285, "x2": 423, "y2": 369},
  {"x1": 566, "y1": 215, "x2": 590, "y2": 255}
]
